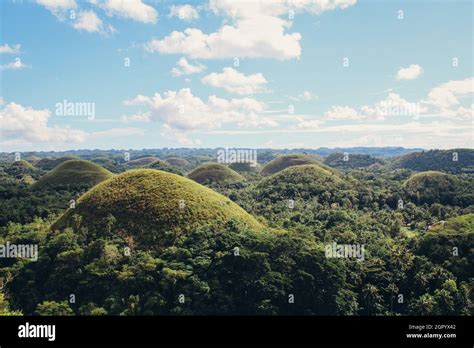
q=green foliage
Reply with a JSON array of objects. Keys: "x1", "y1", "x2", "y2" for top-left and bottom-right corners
[
  {"x1": 261, "y1": 154, "x2": 321, "y2": 175},
  {"x1": 53, "y1": 169, "x2": 263, "y2": 248},
  {"x1": 390, "y1": 149, "x2": 474, "y2": 174},
  {"x1": 148, "y1": 159, "x2": 184, "y2": 176},
  {"x1": 187, "y1": 163, "x2": 244, "y2": 184},
  {"x1": 33, "y1": 160, "x2": 113, "y2": 190},
  {"x1": 324, "y1": 153, "x2": 383, "y2": 169},
  {"x1": 1, "y1": 149, "x2": 473, "y2": 316}
]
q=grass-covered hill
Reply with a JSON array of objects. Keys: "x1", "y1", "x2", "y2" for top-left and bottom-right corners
[
  {"x1": 4, "y1": 160, "x2": 39, "y2": 179},
  {"x1": 53, "y1": 169, "x2": 263, "y2": 247},
  {"x1": 324, "y1": 153, "x2": 383, "y2": 169},
  {"x1": 416, "y1": 214, "x2": 474, "y2": 285},
  {"x1": 165, "y1": 157, "x2": 191, "y2": 167},
  {"x1": 33, "y1": 160, "x2": 113, "y2": 190},
  {"x1": 229, "y1": 162, "x2": 261, "y2": 173},
  {"x1": 35, "y1": 156, "x2": 79, "y2": 171},
  {"x1": 123, "y1": 157, "x2": 161, "y2": 168},
  {"x1": 261, "y1": 154, "x2": 320, "y2": 175},
  {"x1": 11, "y1": 160, "x2": 35, "y2": 169},
  {"x1": 402, "y1": 171, "x2": 464, "y2": 205},
  {"x1": 390, "y1": 149, "x2": 474, "y2": 174},
  {"x1": 256, "y1": 164, "x2": 348, "y2": 202},
  {"x1": 187, "y1": 163, "x2": 244, "y2": 184},
  {"x1": 148, "y1": 159, "x2": 184, "y2": 175}
]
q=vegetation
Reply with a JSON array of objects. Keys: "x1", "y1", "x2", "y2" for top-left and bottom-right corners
[
  {"x1": 261, "y1": 154, "x2": 321, "y2": 175},
  {"x1": 390, "y1": 149, "x2": 474, "y2": 174},
  {"x1": 0, "y1": 148, "x2": 472, "y2": 316},
  {"x1": 187, "y1": 163, "x2": 244, "y2": 184},
  {"x1": 324, "y1": 153, "x2": 383, "y2": 169},
  {"x1": 148, "y1": 159, "x2": 184, "y2": 176},
  {"x1": 33, "y1": 160, "x2": 113, "y2": 190}
]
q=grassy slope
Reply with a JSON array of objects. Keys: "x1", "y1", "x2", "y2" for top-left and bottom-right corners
[
  {"x1": 188, "y1": 163, "x2": 244, "y2": 183},
  {"x1": 53, "y1": 169, "x2": 263, "y2": 236},
  {"x1": 261, "y1": 154, "x2": 321, "y2": 175},
  {"x1": 33, "y1": 160, "x2": 113, "y2": 189}
]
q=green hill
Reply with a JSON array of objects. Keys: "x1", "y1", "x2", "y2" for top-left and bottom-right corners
[
  {"x1": 4, "y1": 160, "x2": 38, "y2": 177},
  {"x1": 165, "y1": 157, "x2": 191, "y2": 167},
  {"x1": 402, "y1": 171, "x2": 462, "y2": 205},
  {"x1": 229, "y1": 162, "x2": 261, "y2": 173},
  {"x1": 188, "y1": 163, "x2": 244, "y2": 184},
  {"x1": 123, "y1": 157, "x2": 160, "y2": 168},
  {"x1": 261, "y1": 154, "x2": 320, "y2": 175},
  {"x1": 148, "y1": 159, "x2": 184, "y2": 175},
  {"x1": 35, "y1": 156, "x2": 79, "y2": 170},
  {"x1": 257, "y1": 164, "x2": 347, "y2": 201},
  {"x1": 11, "y1": 160, "x2": 35, "y2": 169},
  {"x1": 324, "y1": 153, "x2": 383, "y2": 169},
  {"x1": 53, "y1": 169, "x2": 263, "y2": 247},
  {"x1": 33, "y1": 160, "x2": 113, "y2": 189},
  {"x1": 390, "y1": 149, "x2": 474, "y2": 174}
]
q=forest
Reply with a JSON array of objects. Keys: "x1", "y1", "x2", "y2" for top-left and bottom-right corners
[{"x1": 0, "y1": 148, "x2": 472, "y2": 316}]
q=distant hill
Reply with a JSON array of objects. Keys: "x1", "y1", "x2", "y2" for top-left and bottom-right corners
[
  {"x1": 261, "y1": 154, "x2": 320, "y2": 175},
  {"x1": 35, "y1": 156, "x2": 79, "y2": 171},
  {"x1": 53, "y1": 169, "x2": 263, "y2": 247},
  {"x1": 4, "y1": 160, "x2": 38, "y2": 180},
  {"x1": 257, "y1": 164, "x2": 348, "y2": 202},
  {"x1": 33, "y1": 160, "x2": 113, "y2": 189},
  {"x1": 148, "y1": 159, "x2": 184, "y2": 175},
  {"x1": 390, "y1": 149, "x2": 474, "y2": 174},
  {"x1": 402, "y1": 171, "x2": 464, "y2": 205},
  {"x1": 123, "y1": 157, "x2": 160, "y2": 168},
  {"x1": 188, "y1": 163, "x2": 244, "y2": 184},
  {"x1": 165, "y1": 157, "x2": 191, "y2": 167},
  {"x1": 324, "y1": 153, "x2": 383, "y2": 169},
  {"x1": 229, "y1": 162, "x2": 261, "y2": 173}
]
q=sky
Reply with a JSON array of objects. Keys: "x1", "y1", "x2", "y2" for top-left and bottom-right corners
[{"x1": 0, "y1": 0, "x2": 473, "y2": 152}]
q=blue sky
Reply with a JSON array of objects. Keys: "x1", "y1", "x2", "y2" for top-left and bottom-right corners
[{"x1": 0, "y1": 0, "x2": 472, "y2": 151}]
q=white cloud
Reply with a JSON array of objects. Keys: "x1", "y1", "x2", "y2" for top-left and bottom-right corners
[
  {"x1": 0, "y1": 102, "x2": 86, "y2": 145},
  {"x1": 396, "y1": 64, "x2": 423, "y2": 80},
  {"x1": 97, "y1": 0, "x2": 158, "y2": 24},
  {"x1": 73, "y1": 10, "x2": 113, "y2": 34},
  {"x1": 0, "y1": 44, "x2": 21, "y2": 54},
  {"x1": 169, "y1": 4, "x2": 199, "y2": 21},
  {"x1": 160, "y1": 124, "x2": 202, "y2": 146},
  {"x1": 289, "y1": 90, "x2": 317, "y2": 101},
  {"x1": 145, "y1": 15, "x2": 301, "y2": 60},
  {"x1": 324, "y1": 105, "x2": 363, "y2": 120},
  {"x1": 122, "y1": 88, "x2": 277, "y2": 143},
  {"x1": 201, "y1": 67, "x2": 267, "y2": 95},
  {"x1": 0, "y1": 97, "x2": 4, "y2": 105},
  {"x1": 36, "y1": 0, "x2": 77, "y2": 20},
  {"x1": 146, "y1": 0, "x2": 356, "y2": 60},
  {"x1": 0, "y1": 59, "x2": 31, "y2": 71},
  {"x1": 209, "y1": 0, "x2": 357, "y2": 18},
  {"x1": 171, "y1": 57, "x2": 206, "y2": 77},
  {"x1": 424, "y1": 77, "x2": 473, "y2": 109},
  {"x1": 325, "y1": 93, "x2": 426, "y2": 121}
]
